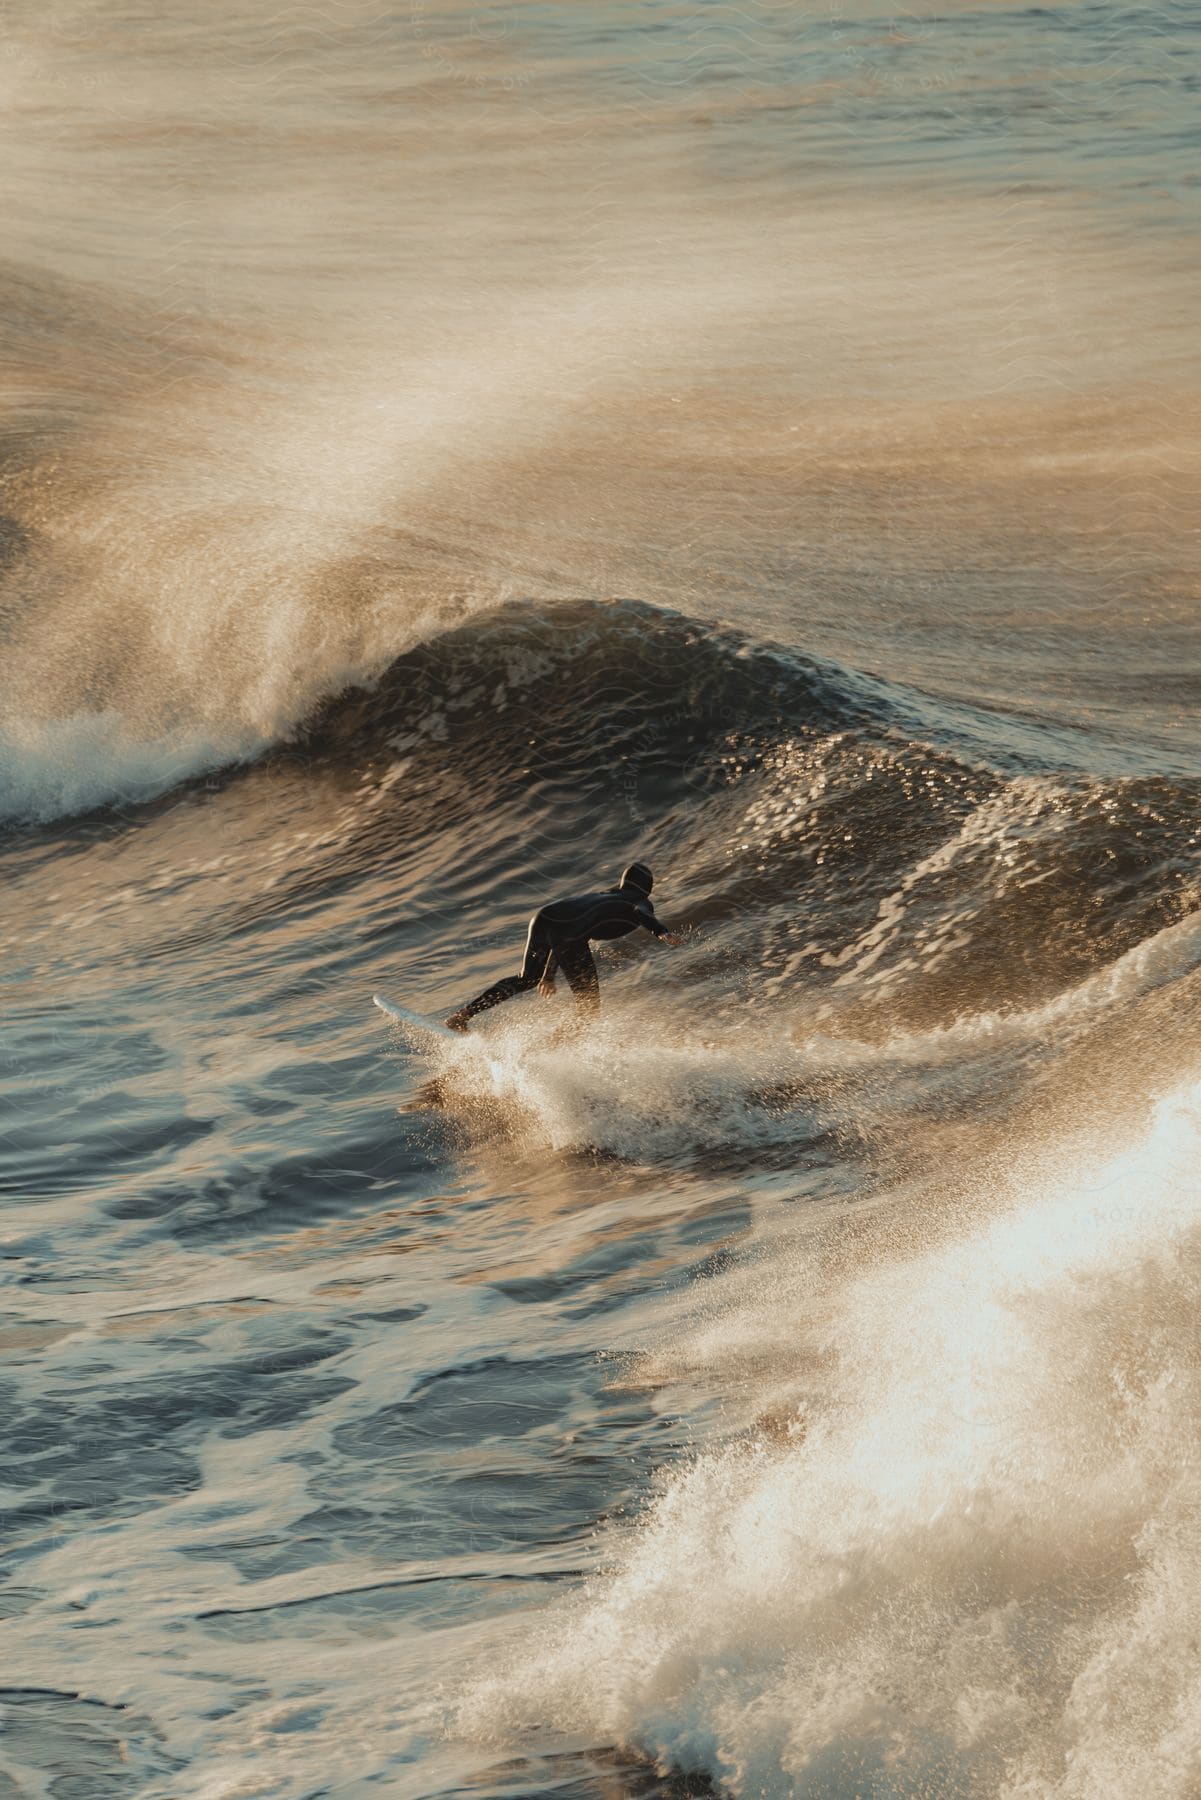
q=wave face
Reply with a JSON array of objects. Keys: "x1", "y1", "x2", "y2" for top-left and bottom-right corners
[
  {"x1": 301, "y1": 599, "x2": 1201, "y2": 1043},
  {"x1": 7, "y1": 588, "x2": 1201, "y2": 1800},
  {"x1": 2, "y1": 0, "x2": 1198, "y2": 823},
  {"x1": 3, "y1": 1, "x2": 1201, "y2": 1798}
]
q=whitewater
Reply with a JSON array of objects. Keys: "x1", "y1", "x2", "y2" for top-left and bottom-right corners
[{"x1": 2, "y1": 3, "x2": 1200, "y2": 1798}]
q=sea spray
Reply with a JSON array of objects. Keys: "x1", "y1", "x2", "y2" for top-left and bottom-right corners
[{"x1": 460, "y1": 1079, "x2": 1201, "y2": 1798}]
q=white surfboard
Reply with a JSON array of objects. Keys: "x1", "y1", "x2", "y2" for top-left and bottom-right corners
[{"x1": 372, "y1": 993, "x2": 462, "y2": 1045}]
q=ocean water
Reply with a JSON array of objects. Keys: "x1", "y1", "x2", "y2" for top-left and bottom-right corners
[{"x1": 2, "y1": 2, "x2": 1200, "y2": 1796}]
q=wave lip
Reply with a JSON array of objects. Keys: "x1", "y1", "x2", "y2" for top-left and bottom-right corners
[
  {"x1": 0, "y1": 596, "x2": 876, "y2": 828},
  {"x1": 0, "y1": 713, "x2": 266, "y2": 826}
]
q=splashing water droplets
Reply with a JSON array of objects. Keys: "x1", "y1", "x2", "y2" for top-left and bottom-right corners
[{"x1": 461, "y1": 1077, "x2": 1201, "y2": 1798}]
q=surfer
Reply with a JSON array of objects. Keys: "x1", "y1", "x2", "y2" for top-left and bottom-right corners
[{"x1": 446, "y1": 861, "x2": 678, "y2": 1030}]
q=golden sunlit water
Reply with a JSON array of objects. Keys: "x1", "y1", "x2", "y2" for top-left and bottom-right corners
[{"x1": 2, "y1": 3, "x2": 1200, "y2": 1797}]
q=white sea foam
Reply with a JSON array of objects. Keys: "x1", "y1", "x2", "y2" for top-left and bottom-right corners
[
  {"x1": 416, "y1": 1003, "x2": 816, "y2": 1162},
  {"x1": 460, "y1": 1076, "x2": 1201, "y2": 1798},
  {"x1": 412, "y1": 901, "x2": 1201, "y2": 1164},
  {"x1": 0, "y1": 713, "x2": 266, "y2": 824}
]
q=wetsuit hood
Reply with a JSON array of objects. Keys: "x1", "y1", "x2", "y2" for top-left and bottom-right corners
[{"x1": 619, "y1": 861, "x2": 653, "y2": 897}]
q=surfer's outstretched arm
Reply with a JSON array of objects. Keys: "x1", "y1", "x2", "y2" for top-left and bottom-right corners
[{"x1": 636, "y1": 906, "x2": 680, "y2": 946}]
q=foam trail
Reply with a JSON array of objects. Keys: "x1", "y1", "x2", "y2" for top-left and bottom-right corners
[
  {"x1": 460, "y1": 1078, "x2": 1201, "y2": 1798},
  {"x1": 419, "y1": 1005, "x2": 815, "y2": 1161}
]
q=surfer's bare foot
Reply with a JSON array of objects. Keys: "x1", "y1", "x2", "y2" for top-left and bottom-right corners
[{"x1": 445, "y1": 1011, "x2": 470, "y2": 1034}]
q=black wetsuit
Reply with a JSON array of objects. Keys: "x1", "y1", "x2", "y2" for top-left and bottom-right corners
[{"x1": 454, "y1": 880, "x2": 668, "y2": 1023}]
